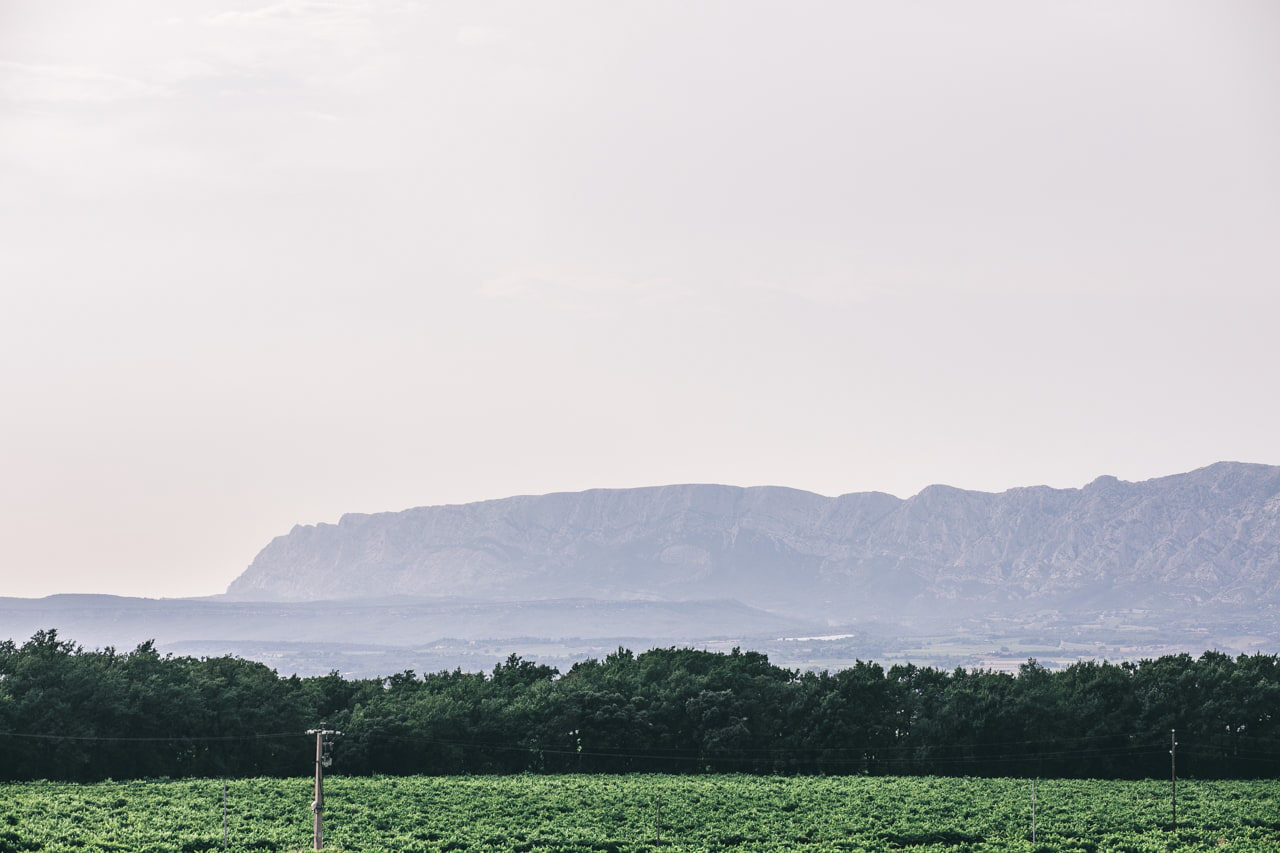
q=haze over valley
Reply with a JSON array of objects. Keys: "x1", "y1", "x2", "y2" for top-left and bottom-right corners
[{"x1": 5, "y1": 463, "x2": 1276, "y2": 676}]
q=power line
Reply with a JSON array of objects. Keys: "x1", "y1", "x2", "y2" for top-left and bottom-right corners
[
  {"x1": 2, "y1": 726, "x2": 1278, "y2": 774},
  {"x1": 0, "y1": 730, "x2": 305, "y2": 743},
  {"x1": 362, "y1": 731, "x2": 1170, "y2": 767},
  {"x1": 341, "y1": 727, "x2": 1192, "y2": 755}
]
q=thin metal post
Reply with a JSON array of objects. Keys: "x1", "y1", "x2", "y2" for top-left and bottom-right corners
[
  {"x1": 1031, "y1": 778, "x2": 1036, "y2": 843},
  {"x1": 1170, "y1": 729, "x2": 1178, "y2": 833},
  {"x1": 655, "y1": 792, "x2": 661, "y2": 843},
  {"x1": 223, "y1": 778, "x2": 228, "y2": 851}
]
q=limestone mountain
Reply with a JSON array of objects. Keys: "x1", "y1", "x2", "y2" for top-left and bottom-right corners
[{"x1": 226, "y1": 462, "x2": 1280, "y2": 619}]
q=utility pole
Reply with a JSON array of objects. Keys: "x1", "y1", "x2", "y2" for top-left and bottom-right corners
[
  {"x1": 1170, "y1": 729, "x2": 1178, "y2": 833},
  {"x1": 307, "y1": 729, "x2": 342, "y2": 850}
]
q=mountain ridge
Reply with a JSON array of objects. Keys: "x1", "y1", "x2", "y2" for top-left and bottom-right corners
[{"x1": 226, "y1": 462, "x2": 1280, "y2": 618}]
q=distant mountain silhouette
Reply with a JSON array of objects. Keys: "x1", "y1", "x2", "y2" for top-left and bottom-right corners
[
  {"x1": 226, "y1": 462, "x2": 1280, "y2": 619},
  {"x1": 5, "y1": 464, "x2": 1276, "y2": 677}
]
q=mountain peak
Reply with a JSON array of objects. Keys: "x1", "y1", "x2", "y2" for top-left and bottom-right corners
[{"x1": 1085, "y1": 474, "x2": 1122, "y2": 489}]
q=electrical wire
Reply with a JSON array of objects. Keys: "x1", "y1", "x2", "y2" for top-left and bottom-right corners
[
  {"x1": 2, "y1": 728, "x2": 1277, "y2": 768},
  {"x1": 0, "y1": 730, "x2": 306, "y2": 743}
]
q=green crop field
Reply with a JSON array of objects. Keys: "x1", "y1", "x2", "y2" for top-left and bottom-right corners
[{"x1": 1, "y1": 775, "x2": 1278, "y2": 852}]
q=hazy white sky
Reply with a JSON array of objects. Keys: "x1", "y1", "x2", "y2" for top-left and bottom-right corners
[{"x1": 2, "y1": 1, "x2": 1277, "y2": 598}]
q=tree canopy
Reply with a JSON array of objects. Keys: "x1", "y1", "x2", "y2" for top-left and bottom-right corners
[{"x1": 1, "y1": 631, "x2": 1277, "y2": 781}]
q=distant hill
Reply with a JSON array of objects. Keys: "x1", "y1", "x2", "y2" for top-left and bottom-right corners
[
  {"x1": 0, "y1": 595, "x2": 811, "y2": 651},
  {"x1": 226, "y1": 462, "x2": 1280, "y2": 619},
  {"x1": 0, "y1": 594, "x2": 828, "y2": 677}
]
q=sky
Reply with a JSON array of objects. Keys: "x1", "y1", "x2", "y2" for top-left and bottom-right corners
[{"x1": 1, "y1": 1, "x2": 1278, "y2": 599}]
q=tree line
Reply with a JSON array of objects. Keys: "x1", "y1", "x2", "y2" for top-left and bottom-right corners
[{"x1": 1, "y1": 630, "x2": 1277, "y2": 781}]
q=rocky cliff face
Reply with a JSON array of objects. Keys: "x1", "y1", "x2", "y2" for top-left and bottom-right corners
[{"x1": 225, "y1": 462, "x2": 1280, "y2": 618}]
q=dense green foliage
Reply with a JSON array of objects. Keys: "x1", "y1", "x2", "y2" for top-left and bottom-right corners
[
  {"x1": 1, "y1": 631, "x2": 1278, "y2": 781},
  {"x1": 2, "y1": 775, "x2": 1279, "y2": 851}
]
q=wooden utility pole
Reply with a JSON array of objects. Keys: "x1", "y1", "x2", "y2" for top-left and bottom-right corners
[
  {"x1": 1170, "y1": 729, "x2": 1178, "y2": 833},
  {"x1": 307, "y1": 729, "x2": 341, "y2": 850}
]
